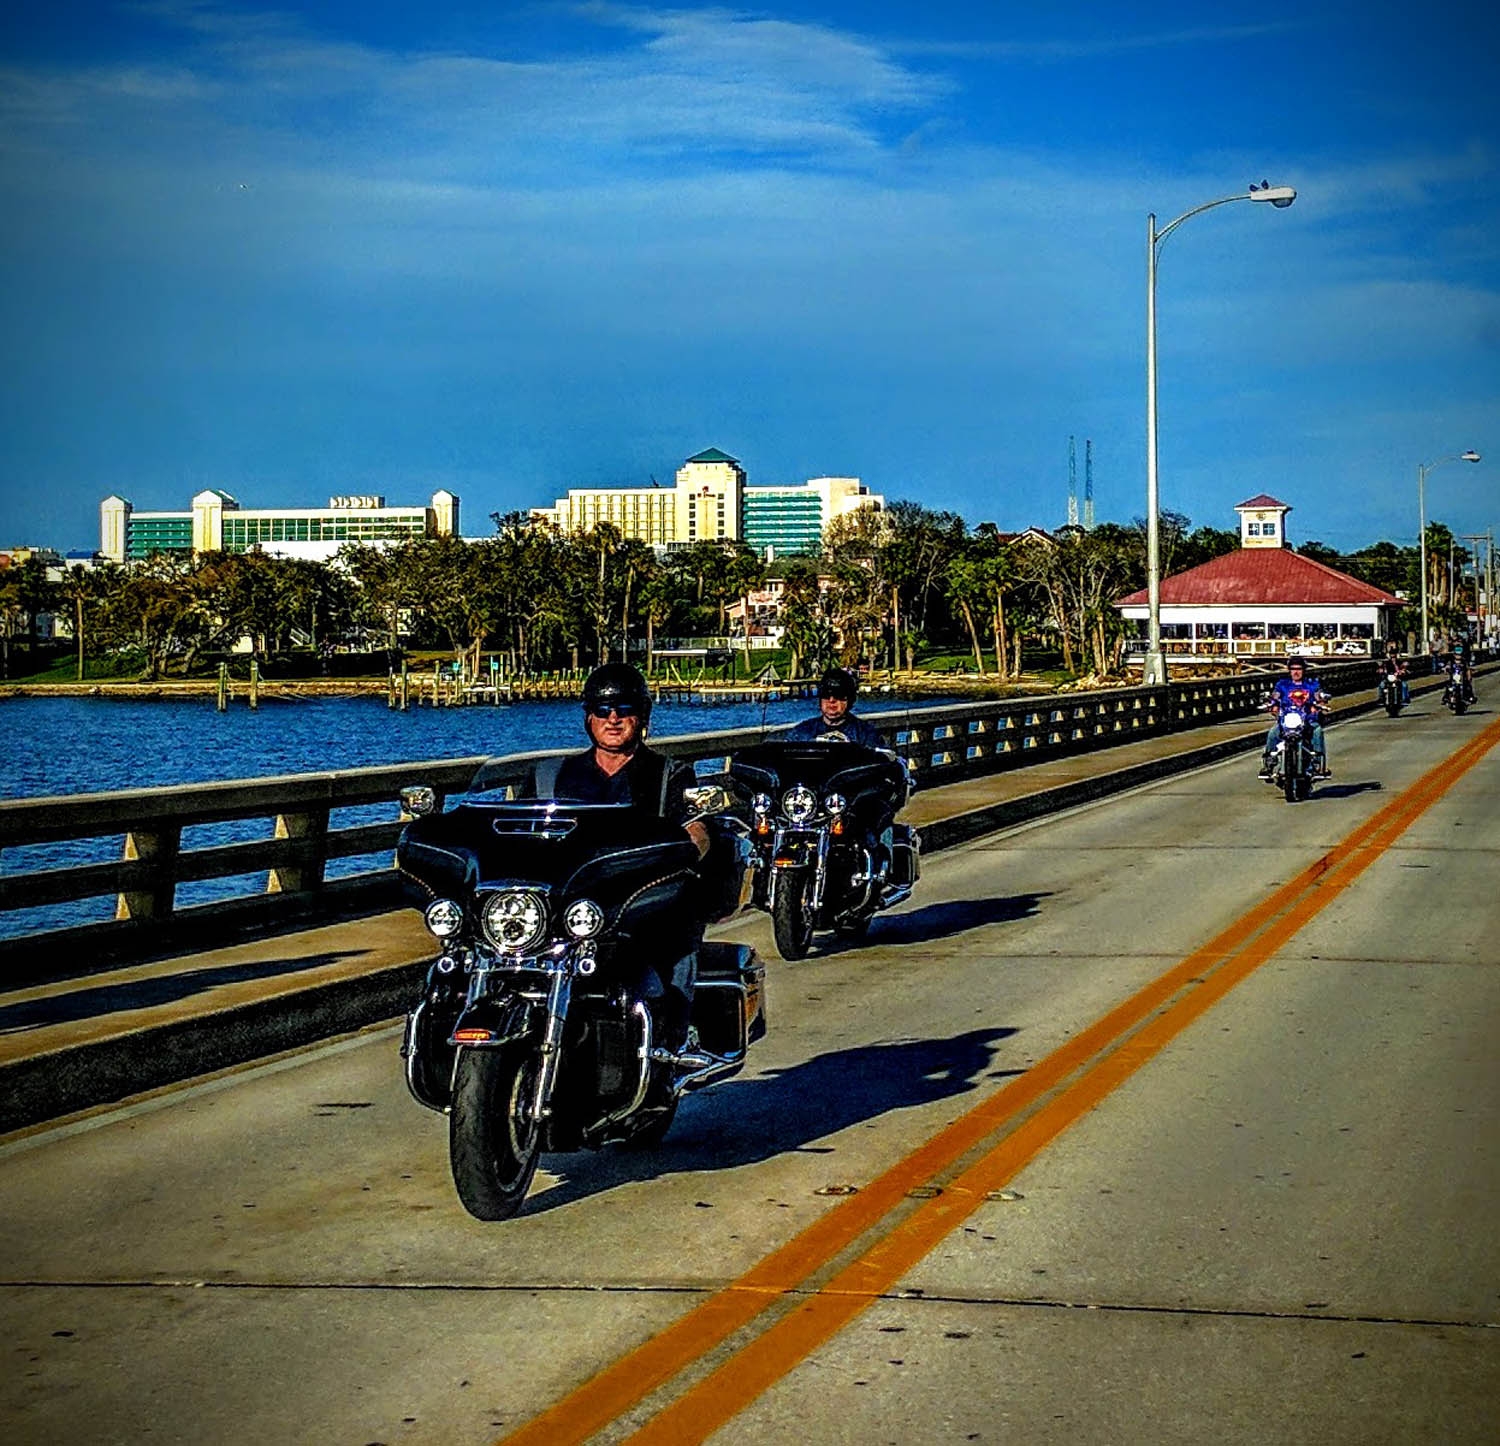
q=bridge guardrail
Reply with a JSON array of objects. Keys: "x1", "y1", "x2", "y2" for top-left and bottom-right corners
[{"x1": 0, "y1": 659, "x2": 1391, "y2": 975}]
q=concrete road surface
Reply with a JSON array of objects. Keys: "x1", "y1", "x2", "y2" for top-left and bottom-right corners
[{"x1": 2, "y1": 696, "x2": 1497, "y2": 1445}]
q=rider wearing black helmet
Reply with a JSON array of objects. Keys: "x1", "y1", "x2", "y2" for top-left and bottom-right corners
[
  {"x1": 784, "y1": 666, "x2": 885, "y2": 747},
  {"x1": 556, "y1": 663, "x2": 707, "y2": 1051}
]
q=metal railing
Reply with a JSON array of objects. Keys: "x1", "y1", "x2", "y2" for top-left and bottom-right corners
[{"x1": 0, "y1": 659, "x2": 1384, "y2": 972}]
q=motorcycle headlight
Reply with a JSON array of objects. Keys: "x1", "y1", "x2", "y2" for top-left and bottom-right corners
[
  {"x1": 1281, "y1": 709, "x2": 1305, "y2": 731},
  {"x1": 824, "y1": 792, "x2": 847, "y2": 815},
  {"x1": 480, "y1": 890, "x2": 549, "y2": 954},
  {"x1": 563, "y1": 898, "x2": 604, "y2": 939},
  {"x1": 782, "y1": 784, "x2": 818, "y2": 824},
  {"x1": 424, "y1": 898, "x2": 464, "y2": 939}
]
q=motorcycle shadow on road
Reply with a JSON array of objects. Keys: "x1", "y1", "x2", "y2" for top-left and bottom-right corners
[
  {"x1": 525, "y1": 1025, "x2": 1020, "y2": 1214},
  {"x1": 818, "y1": 892, "x2": 1052, "y2": 955},
  {"x1": 1307, "y1": 781, "x2": 1383, "y2": 800}
]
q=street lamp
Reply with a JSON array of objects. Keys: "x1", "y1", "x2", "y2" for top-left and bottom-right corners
[
  {"x1": 1418, "y1": 450, "x2": 1482, "y2": 653},
  {"x1": 1143, "y1": 183, "x2": 1297, "y2": 687}
]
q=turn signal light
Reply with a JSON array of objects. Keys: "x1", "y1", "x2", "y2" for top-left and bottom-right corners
[{"x1": 453, "y1": 1027, "x2": 496, "y2": 1043}]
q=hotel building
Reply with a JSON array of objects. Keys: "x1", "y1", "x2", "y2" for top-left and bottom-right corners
[
  {"x1": 100, "y1": 489, "x2": 460, "y2": 564},
  {"x1": 531, "y1": 449, "x2": 883, "y2": 557}
]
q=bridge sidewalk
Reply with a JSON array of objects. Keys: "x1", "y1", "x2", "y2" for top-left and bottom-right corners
[{"x1": 0, "y1": 679, "x2": 1437, "y2": 1135}]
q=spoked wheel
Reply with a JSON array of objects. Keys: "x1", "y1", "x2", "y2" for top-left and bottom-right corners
[
  {"x1": 772, "y1": 869, "x2": 816, "y2": 960},
  {"x1": 449, "y1": 1043, "x2": 543, "y2": 1221}
]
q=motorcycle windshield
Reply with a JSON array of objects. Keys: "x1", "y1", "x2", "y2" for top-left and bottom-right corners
[
  {"x1": 730, "y1": 740, "x2": 901, "y2": 801},
  {"x1": 398, "y1": 752, "x2": 698, "y2": 899}
]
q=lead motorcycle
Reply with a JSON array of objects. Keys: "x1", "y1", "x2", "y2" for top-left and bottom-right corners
[
  {"x1": 396, "y1": 753, "x2": 764, "y2": 1221},
  {"x1": 728, "y1": 738, "x2": 919, "y2": 959},
  {"x1": 1263, "y1": 686, "x2": 1327, "y2": 803}
]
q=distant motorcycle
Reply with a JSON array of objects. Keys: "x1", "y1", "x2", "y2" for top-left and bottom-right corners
[
  {"x1": 1264, "y1": 687, "x2": 1326, "y2": 803},
  {"x1": 1442, "y1": 662, "x2": 1471, "y2": 715},
  {"x1": 1377, "y1": 660, "x2": 1407, "y2": 717},
  {"x1": 395, "y1": 753, "x2": 764, "y2": 1221},
  {"x1": 729, "y1": 739, "x2": 919, "y2": 960}
]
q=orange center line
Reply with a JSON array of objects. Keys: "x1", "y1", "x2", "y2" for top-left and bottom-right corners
[{"x1": 501, "y1": 715, "x2": 1500, "y2": 1446}]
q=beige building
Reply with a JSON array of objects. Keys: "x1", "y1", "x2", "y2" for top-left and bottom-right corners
[{"x1": 532, "y1": 448, "x2": 882, "y2": 556}]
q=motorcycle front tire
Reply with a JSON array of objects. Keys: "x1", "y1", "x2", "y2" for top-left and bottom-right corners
[
  {"x1": 1283, "y1": 742, "x2": 1302, "y2": 804},
  {"x1": 1454, "y1": 692, "x2": 1468, "y2": 715},
  {"x1": 772, "y1": 869, "x2": 816, "y2": 961},
  {"x1": 449, "y1": 1043, "x2": 544, "y2": 1221}
]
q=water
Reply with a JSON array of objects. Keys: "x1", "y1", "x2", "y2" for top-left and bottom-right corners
[{"x1": 0, "y1": 692, "x2": 943, "y2": 937}]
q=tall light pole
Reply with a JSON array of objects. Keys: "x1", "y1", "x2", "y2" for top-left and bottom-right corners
[
  {"x1": 1417, "y1": 451, "x2": 1481, "y2": 654},
  {"x1": 1143, "y1": 182, "x2": 1296, "y2": 686}
]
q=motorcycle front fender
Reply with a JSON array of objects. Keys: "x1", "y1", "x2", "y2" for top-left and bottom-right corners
[{"x1": 448, "y1": 995, "x2": 539, "y2": 1048}]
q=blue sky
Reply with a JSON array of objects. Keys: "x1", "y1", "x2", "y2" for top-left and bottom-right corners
[{"x1": 1, "y1": 1, "x2": 1496, "y2": 554}]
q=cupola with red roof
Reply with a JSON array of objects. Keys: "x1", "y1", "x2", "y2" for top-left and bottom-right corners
[{"x1": 1233, "y1": 494, "x2": 1291, "y2": 549}]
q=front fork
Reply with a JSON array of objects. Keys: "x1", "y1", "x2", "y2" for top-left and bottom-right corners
[
  {"x1": 529, "y1": 969, "x2": 572, "y2": 1122},
  {"x1": 764, "y1": 827, "x2": 831, "y2": 913}
]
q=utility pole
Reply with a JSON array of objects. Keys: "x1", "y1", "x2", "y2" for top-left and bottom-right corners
[
  {"x1": 1461, "y1": 533, "x2": 1489, "y2": 640},
  {"x1": 1084, "y1": 439, "x2": 1095, "y2": 531}
]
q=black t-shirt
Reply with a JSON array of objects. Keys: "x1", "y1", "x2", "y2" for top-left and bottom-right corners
[{"x1": 554, "y1": 746, "x2": 696, "y2": 826}]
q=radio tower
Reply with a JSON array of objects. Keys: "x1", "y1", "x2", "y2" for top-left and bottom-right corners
[
  {"x1": 1084, "y1": 438, "x2": 1095, "y2": 530},
  {"x1": 1067, "y1": 436, "x2": 1079, "y2": 528}
]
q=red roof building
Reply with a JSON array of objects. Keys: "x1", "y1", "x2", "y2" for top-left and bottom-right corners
[{"x1": 1117, "y1": 496, "x2": 1402, "y2": 663}]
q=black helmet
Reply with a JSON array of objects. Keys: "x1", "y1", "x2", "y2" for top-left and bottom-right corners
[
  {"x1": 582, "y1": 662, "x2": 652, "y2": 731},
  {"x1": 817, "y1": 666, "x2": 858, "y2": 702}
]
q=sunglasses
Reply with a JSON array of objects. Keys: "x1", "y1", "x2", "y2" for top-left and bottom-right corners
[{"x1": 588, "y1": 703, "x2": 637, "y2": 719}]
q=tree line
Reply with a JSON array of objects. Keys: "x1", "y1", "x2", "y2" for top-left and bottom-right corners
[{"x1": 0, "y1": 506, "x2": 1474, "y2": 682}]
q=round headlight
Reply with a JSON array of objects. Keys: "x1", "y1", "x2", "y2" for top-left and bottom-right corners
[
  {"x1": 424, "y1": 898, "x2": 464, "y2": 939},
  {"x1": 1281, "y1": 709, "x2": 1304, "y2": 731},
  {"x1": 783, "y1": 784, "x2": 818, "y2": 824},
  {"x1": 564, "y1": 898, "x2": 604, "y2": 939},
  {"x1": 752, "y1": 792, "x2": 774, "y2": 816},
  {"x1": 823, "y1": 792, "x2": 847, "y2": 814},
  {"x1": 481, "y1": 890, "x2": 549, "y2": 954}
]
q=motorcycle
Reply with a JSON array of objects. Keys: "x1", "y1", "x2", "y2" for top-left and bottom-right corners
[
  {"x1": 395, "y1": 753, "x2": 764, "y2": 1221},
  {"x1": 728, "y1": 738, "x2": 920, "y2": 960},
  {"x1": 1264, "y1": 687, "x2": 1326, "y2": 803},
  {"x1": 1377, "y1": 661, "x2": 1407, "y2": 717},
  {"x1": 1442, "y1": 662, "x2": 1471, "y2": 715}
]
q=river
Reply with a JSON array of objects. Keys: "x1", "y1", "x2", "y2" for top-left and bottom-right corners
[{"x1": 0, "y1": 691, "x2": 947, "y2": 937}]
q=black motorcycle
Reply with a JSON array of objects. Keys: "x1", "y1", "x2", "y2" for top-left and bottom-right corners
[
  {"x1": 1442, "y1": 661, "x2": 1471, "y2": 715},
  {"x1": 1377, "y1": 661, "x2": 1406, "y2": 717},
  {"x1": 395, "y1": 753, "x2": 764, "y2": 1221},
  {"x1": 728, "y1": 739, "x2": 919, "y2": 960}
]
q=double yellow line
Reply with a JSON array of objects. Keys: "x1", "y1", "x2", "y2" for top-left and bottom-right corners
[{"x1": 503, "y1": 713, "x2": 1500, "y2": 1446}]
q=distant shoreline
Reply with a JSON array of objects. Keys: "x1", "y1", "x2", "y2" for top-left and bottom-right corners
[{"x1": 0, "y1": 673, "x2": 1050, "y2": 703}]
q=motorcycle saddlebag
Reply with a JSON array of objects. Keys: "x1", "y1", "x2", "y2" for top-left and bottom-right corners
[
  {"x1": 692, "y1": 942, "x2": 767, "y2": 1058},
  {"x1": 889, "y1": 824, "x2": 921, "y2": 888}
]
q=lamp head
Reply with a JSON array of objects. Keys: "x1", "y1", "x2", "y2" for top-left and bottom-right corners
[
  {"x1": 1248, "y1": 183, "x2": 1297, "y2": 208},
  {"x1": 1460, "y1": 451, "x2": 1481, "y2": 463}
]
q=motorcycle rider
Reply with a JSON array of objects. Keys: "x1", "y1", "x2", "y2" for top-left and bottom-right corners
[
  {"x1": 1445, "y1": 635, "x2": 1477, "y2": 704},
  {"x1": 555, "y1": 663, "x2": 708, "y2": 1050},
  {"x1": 784, "y1": 665, "x2": 886, "y2": 747},
  {"x1": 783, "y1": 664, "x2": 903, "y2": 886},
  {"x1": 1378, "y1": 641, "x2": 1410, "y2": 706},
  {"x1": 1259, "y1": 655, "x2": 1330, "y2": 780}
]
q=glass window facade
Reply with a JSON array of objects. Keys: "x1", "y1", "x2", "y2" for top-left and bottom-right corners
[
  {"x1": 742, "y1": 490, "x2": 824, "y2": 556},
  {"x1": 221, "y1": 511, "x2": 427, "y2": 552},
  {"x1": 125, "y1": 517, "x2": 193, "y2": 558}
]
